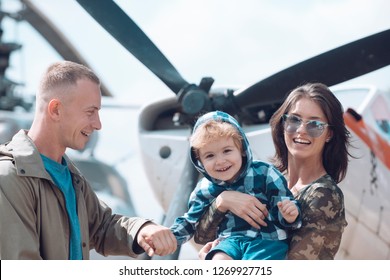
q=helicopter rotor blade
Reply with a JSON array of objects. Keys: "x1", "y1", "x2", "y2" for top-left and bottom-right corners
[
  {"x1": 20, "y1": 0, "x2": 113, "y2": 97},
  {"x1": 76, "y1": 0, "x2": 189, "y2": 94},
  {"x1": 234, "y1": 29, "x2": 390, "y2": 110}
]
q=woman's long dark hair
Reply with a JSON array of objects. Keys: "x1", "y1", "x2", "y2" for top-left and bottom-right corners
[{"x1": 269, "y1": 83, "x2": 352, "y2": 183}]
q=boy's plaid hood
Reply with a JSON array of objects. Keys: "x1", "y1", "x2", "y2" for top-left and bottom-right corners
[{"x1": 189, "y1": 110, "x2": 253, "y2": 186}]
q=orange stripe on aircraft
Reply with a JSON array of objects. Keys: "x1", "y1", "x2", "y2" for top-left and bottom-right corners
[{"x1": 344, "y1": 108, "x2": 390, "y2": 170}]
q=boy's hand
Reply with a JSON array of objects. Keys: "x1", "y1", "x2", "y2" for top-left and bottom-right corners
[{"x1": 277, "y1": 200, "x2": 299, "y2": 223}]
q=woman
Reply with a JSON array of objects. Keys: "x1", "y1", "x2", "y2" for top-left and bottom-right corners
[{"x1": 196, "y1": 82, "x2": 351, "y2": 259}]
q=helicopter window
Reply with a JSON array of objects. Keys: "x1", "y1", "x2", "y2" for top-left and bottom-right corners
[{"x1": 333, "y1": 88, "x2": 371, "y2": 112}]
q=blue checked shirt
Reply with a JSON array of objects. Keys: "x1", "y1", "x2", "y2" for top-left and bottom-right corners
[{"x1": 170, "y1": 111, "x2": 301, "y2": 245}]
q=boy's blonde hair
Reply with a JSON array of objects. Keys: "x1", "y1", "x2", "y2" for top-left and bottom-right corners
[{"x1": 190, "y1": 120, "x2": 243, "y2": 159}]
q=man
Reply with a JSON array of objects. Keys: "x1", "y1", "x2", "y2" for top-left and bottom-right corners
[{"x1": 0, "y1": 61, "x2": 177, "y2": 259}]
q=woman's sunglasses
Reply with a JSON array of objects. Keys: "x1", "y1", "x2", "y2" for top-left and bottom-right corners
[{"x1": 282, "y1": 114, "x2": 329, "y2": 138}]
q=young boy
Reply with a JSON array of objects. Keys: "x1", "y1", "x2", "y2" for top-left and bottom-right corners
[{"x1": 170, "y1": 111, "x2": 301, "y2": 260}]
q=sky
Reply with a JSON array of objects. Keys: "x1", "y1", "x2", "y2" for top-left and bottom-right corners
[{"x1": 3, "y1": 0, "x2": 390, "y2": 105}]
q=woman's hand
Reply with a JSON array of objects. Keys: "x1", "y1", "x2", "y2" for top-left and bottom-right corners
[{"x1": 216, "y1": 191, "x2": 268, "y2": 229}]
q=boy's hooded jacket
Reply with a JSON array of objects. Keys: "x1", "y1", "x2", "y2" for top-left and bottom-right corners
[{"x1": 170, "y1": 111, "x2": 301, "y2": 245}]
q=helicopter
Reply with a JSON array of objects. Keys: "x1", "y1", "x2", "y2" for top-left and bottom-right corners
[{"x1": 1, "y1": 0, "x2": 389, "y2": 260}]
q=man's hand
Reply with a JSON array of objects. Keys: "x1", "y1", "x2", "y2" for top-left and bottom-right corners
[{"x1": 137, "y1": 222, "x2": 177, "y2": 257}]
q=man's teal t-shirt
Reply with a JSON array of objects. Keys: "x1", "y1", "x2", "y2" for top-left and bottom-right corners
[{"x1": 41, "y1": 154, "x2": 82, "y2": 260}]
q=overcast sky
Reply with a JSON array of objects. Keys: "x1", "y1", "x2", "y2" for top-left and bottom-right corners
[{"x1": 3, "y1": 0, "x2": 390, "y2": 105}]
